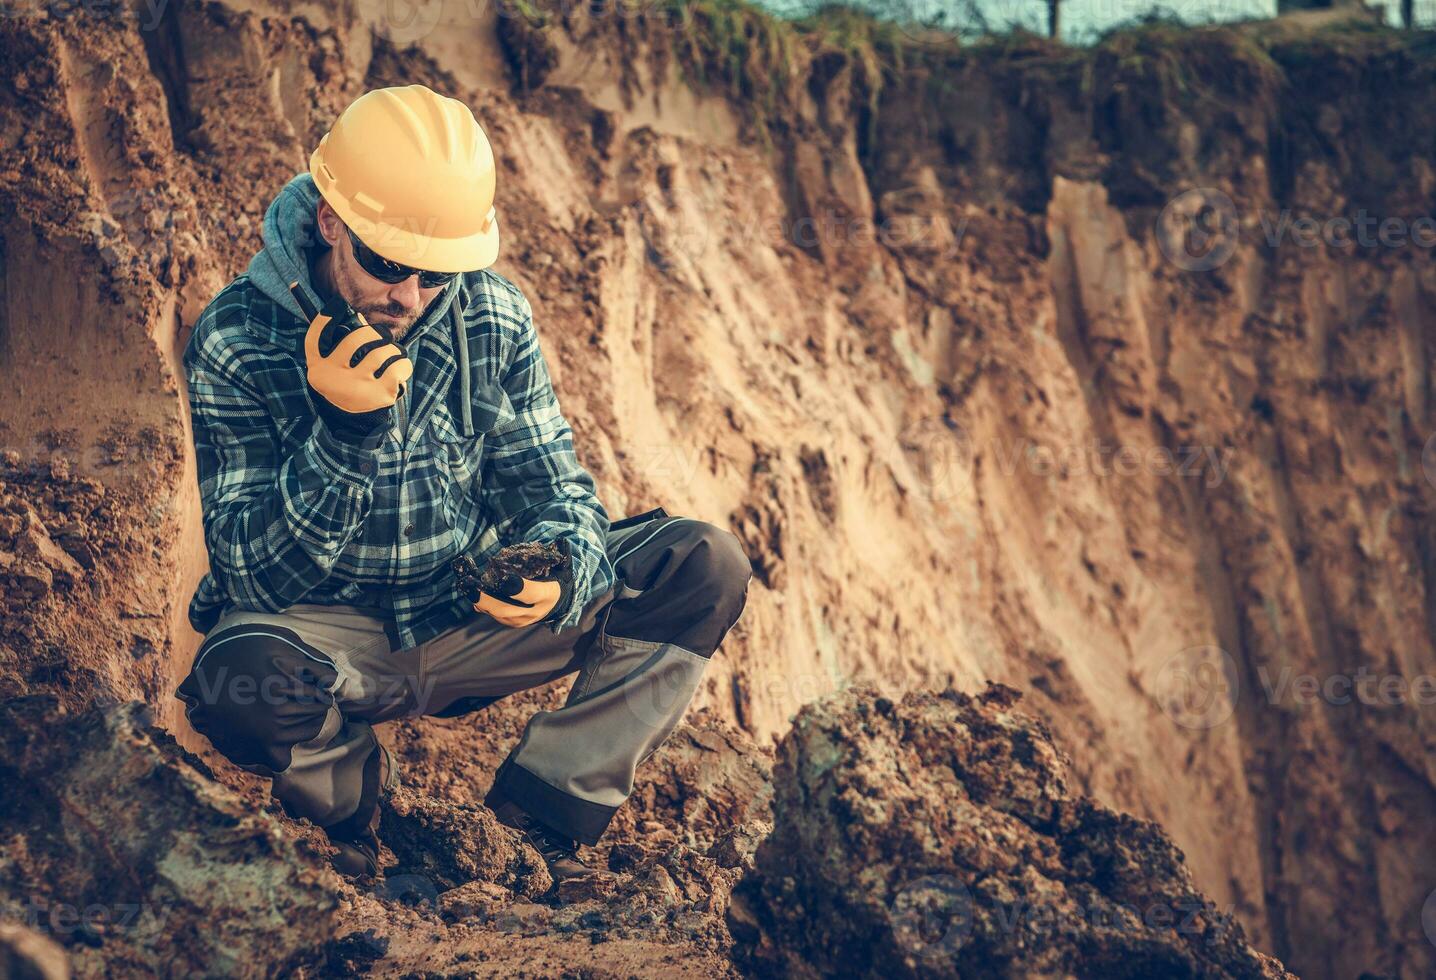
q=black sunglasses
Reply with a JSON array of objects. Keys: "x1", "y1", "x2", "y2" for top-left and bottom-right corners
[{"x1": 345, "y1": 226, "x2": 458, "y2": 289}]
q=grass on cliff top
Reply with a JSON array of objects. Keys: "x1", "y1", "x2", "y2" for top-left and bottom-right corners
[
  {"x1": 508, "y1": 1, "x2": 1436, "y2": 146},
  {"x1": 668, "y1": 0, "x2": 801, "y2": 136},
  {"x1": 1089, "y1": 15, "x2": 1436, "y2": 106},
  {"x1": 664, "y1": 0, "x2": 928, "y2": 146},
  {"x1": 1246, "y1": 13, "x2": 1436, "y2": 68},
  {"x1": 1089, "y1": 19, "x2": 1285, "y2": 103},
  {"x1": 665, "y1": 0, "x2": 917, "y2": 144}
]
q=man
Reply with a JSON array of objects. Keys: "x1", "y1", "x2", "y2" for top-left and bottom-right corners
[{"x1": 175, "y1": 85, "x2": 753, "y2": 882}]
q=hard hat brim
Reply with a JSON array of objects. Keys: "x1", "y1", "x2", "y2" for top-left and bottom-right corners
[{"x1": 311, "y1": 153, "x2": 501, "y2": 273}]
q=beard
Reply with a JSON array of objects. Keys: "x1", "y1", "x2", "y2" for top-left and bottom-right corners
[
  {"x1": 358, "y1": 306, "x2": 418, "y2": 342},
  {"x1": 333, "y1": 263, "x2": 423, "y2": 341}
]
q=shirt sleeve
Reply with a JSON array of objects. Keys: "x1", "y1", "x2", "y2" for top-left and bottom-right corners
[
  {"x1": 479, "y1": 291, "x2": 613, "y2": 633},
  {"x1": 187, "y1": 336, "x2": 383, "y2": 613}
]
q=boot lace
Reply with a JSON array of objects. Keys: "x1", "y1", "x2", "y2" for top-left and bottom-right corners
[{"x1": 519, "y1": 813, "x2": 578, "y2": 859}]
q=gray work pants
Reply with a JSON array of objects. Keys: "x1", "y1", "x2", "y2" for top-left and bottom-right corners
[{"x1": 175, "y1": 510, "x2": 753, "y2": 845}]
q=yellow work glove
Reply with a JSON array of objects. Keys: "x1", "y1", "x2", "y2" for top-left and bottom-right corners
[
  {"x1": 291, "y1": 282, "x2": 413, "y2": 441},
  {"x1": 474, "y1": 579, "x2": 563, "y2": 628}
]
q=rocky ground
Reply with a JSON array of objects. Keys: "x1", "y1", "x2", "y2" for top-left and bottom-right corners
[
  {"x1": 1, "y1": 0, "x2": 1434, "y2": 976},
  {"x1": 0, "y1": 677, "x2": 1290, "y2": 977}
]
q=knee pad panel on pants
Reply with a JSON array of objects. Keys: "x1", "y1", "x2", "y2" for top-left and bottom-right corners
[
  {"x1": 605, "y1": 520, "x2": 754, "y2": 656},
  {"x1": 175, "y1": 625, "x2": 339, "y2": 776}
]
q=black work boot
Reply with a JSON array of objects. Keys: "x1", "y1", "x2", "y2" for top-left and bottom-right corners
[
  {"x1": 328, "y1": 827, "x2": 380, "y2": 878},
  {"x1": 491, "y1": 799, "x2": 592, "y2": 883},
  {"x1": 326, "y1": 744, "x2": 386, "y2": 879}
]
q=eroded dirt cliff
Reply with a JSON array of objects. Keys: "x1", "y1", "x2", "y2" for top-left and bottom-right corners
[{"x1": 0, "y1": 1, "x2": 1432, "y2": 976}]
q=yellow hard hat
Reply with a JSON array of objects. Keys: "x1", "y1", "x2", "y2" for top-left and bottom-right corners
[{"x1": 310, "y1": 84, "x2": 500, "y2": 273}]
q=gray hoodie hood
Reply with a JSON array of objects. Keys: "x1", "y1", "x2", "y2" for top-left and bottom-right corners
[{"x1": 244, "y1": 171, "x2": 459, "y2": 348}]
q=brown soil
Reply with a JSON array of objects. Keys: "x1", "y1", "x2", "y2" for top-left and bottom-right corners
[{"x1": 0, "y1": 1, "x2": 1431, "y2": 977}]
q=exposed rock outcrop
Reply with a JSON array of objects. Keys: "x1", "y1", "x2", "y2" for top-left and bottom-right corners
[
  {"x1": 733, "y1": 685, "x2": 1294, "y2": 979},
  {"x1": 0, "y1": 699, "x2": 337, "y2": 978}
]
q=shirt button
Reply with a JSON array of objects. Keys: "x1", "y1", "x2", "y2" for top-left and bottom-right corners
[
  {"x1": 403, "y1": 522, "x2": 415, "y2": 537},
  {"x1": 359, "y1": 461, "x2": 374, "y2": 476}
]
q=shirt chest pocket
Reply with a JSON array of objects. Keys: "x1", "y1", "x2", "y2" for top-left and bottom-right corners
[
  {"x1": 426, "y1": 383, "x2": 516, "y2": 506},
  {"x1": 428, "y1": 411, "x2": 486, "y2": 489}
]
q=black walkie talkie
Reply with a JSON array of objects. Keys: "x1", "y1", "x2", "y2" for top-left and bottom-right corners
[
  {"x1": 290, "y1": 280, "x2": 355, "y2": 359},
  {"x1": 289, "y1": 281, "x2": 407, "y2": 398}
]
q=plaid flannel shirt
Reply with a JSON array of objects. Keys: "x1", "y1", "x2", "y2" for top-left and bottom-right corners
[{"x1": 184, "y1": 268, "x2": 613, "y2": 650}]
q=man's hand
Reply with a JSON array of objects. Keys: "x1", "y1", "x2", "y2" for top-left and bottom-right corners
[
  {"x1": 473, "y1": 578, "x2": 562, "y2": 628},
  {"x1": 303, "y1": 306, "x2": 412, "y2": 413},
  {"x1": 454, "y1": 539, "x2": 574, "y2": 629},
  {"x1": 291, "y1": 282, "x2": 412, "y2": 441}
]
